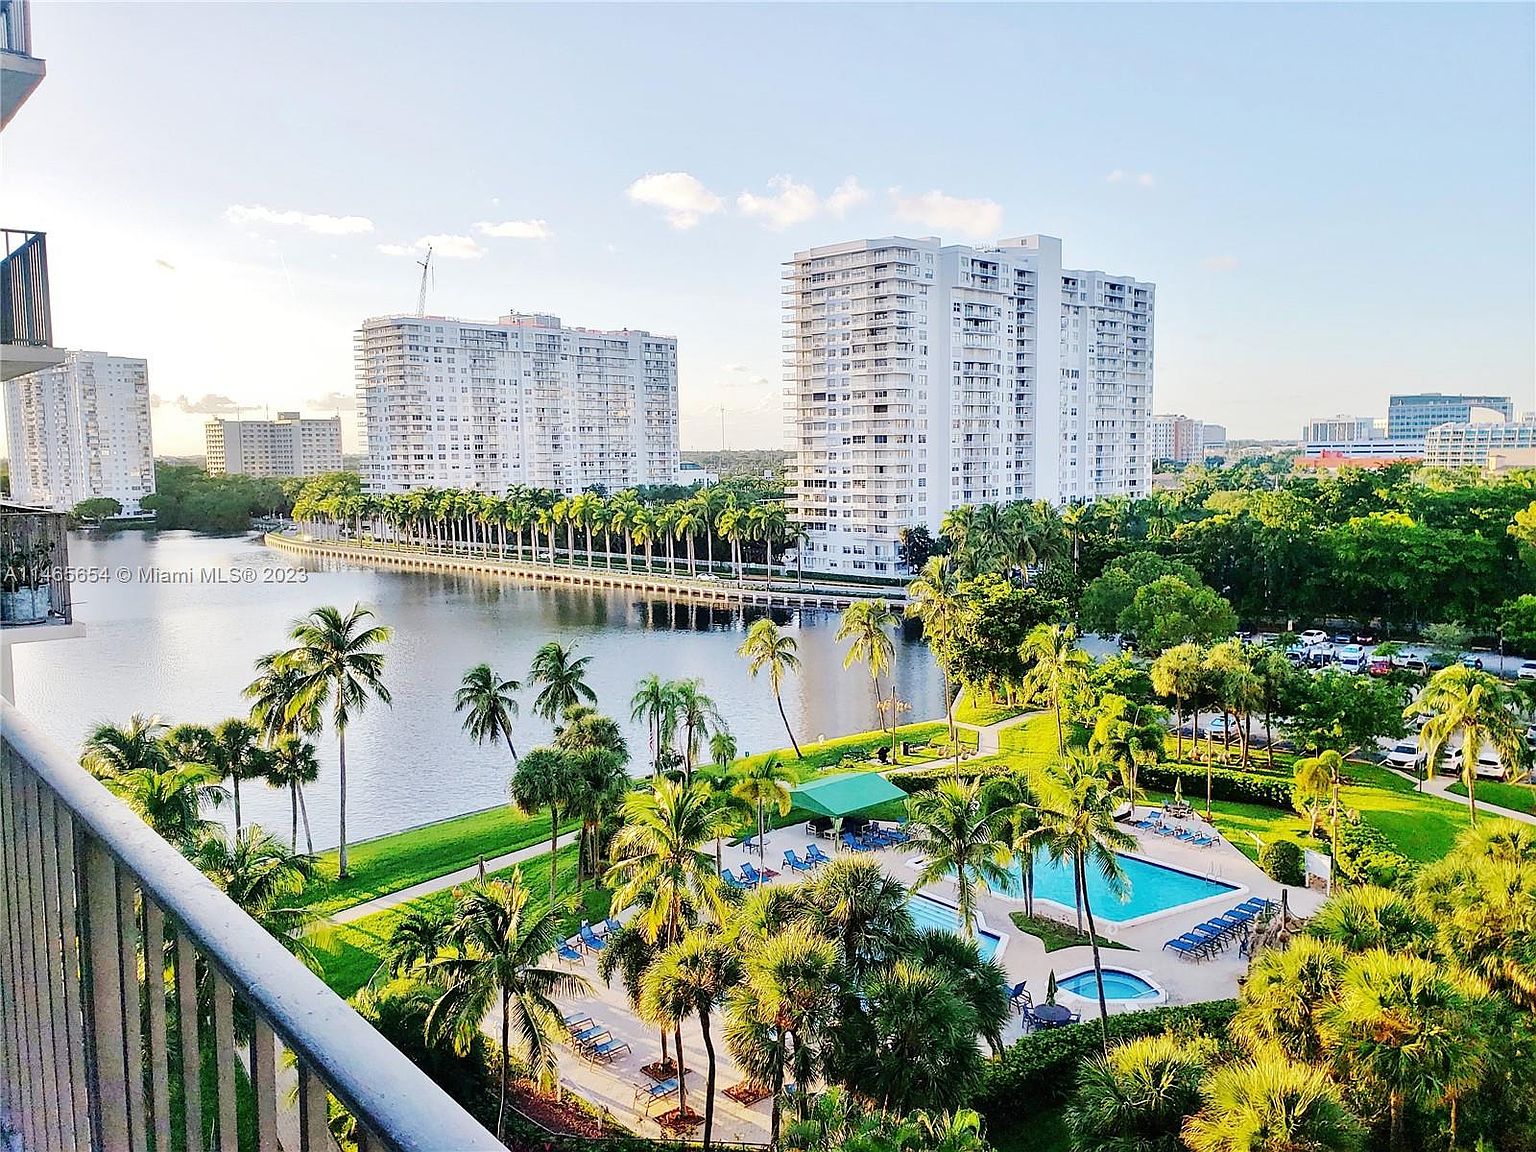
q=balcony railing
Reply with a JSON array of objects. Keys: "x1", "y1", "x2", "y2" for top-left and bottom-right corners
[
  {"x1": 0, "y1": 699, "x2": 503, "y2": 1152},
  {"x1": 1, "y1": 229, "x2": 52, "y2": 348},
  {"x1": 1, "y1": 0, "x2": 33, "y2": 56},
  {"x1": 1, "y1": 502, "x2": 70, "y2": 625}
]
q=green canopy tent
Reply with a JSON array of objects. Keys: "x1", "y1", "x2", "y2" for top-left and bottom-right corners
[{"x1": 789, "y1": 771, "x2": 907, "y2": 818}]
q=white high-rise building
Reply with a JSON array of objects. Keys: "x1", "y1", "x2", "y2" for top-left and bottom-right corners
[
  {"x1": 1150, "y1": 414, "x2": 1206, "y2": 463},
  {"x1": 356, "y1": 312, "x2": 679, "y2": 495},
  {"x1": 784, "y1": 235, "x2": 1153, "y2": 574},
  {"x1": 3, "y1": 350, "x2": 155, "y2": 513},
  {"x1": 205, "y1": 412, "x2": 343, "y2": 478}
]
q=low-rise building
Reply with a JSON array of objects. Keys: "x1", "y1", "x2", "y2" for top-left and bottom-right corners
[{"x1": 1423, "y1": 416, "x2": 1536, "y2": 469}]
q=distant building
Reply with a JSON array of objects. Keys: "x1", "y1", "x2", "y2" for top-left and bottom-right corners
[
  {"x1": 356, "y1": 312, "x2": 679, "y2": 495},
  {"x1": 1423, "y1": 415, "x2": 1536, "y2": 469},
  {"x1": 1301, "y1": 414, "x2": 1420, "y2": 461},
  {"x1": 1150, "y1": 414, "x2": 1205, "y2": 463},
  {"x1": 1387, "y1": 393, "x2": 1514, "y2": 439},
  {"x1": 205, "y1": 412, "x2": 344, "y2": 478},
  {"x1": 1201, "y1": 423, "x2": 1227, "y2": 454},
  {"x1": 3, "y1": 350, "x2": 155, "y2": 513},
  {"x1": 674, "y1": 461, "x2": 717, "y2": 487},
  {"x1": 785, "y1": 234, "x2": 1153, "y2": 575}
]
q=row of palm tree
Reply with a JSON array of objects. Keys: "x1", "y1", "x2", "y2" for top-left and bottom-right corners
[
  {"x1": 291, "y1": 479, "x2": 807, "y2": 584},
  {"x1": 937, "y1": 499, "x2": 1076, "y2": 582}
]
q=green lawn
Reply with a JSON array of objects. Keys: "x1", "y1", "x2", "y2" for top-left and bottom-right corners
[
  {"x1": 313, "y1": 843, "x2": 609, "y2": 999},
  {"x1": 1008, "y1": 912, "x2": 1132, "y2": 953},
  {"x1": 1449, "y1": 777, "x2": 1536, "y2": 815},
  {"x1": 953, "y1": 688, "x2": 1027, "y2": 727},
  {"x1": 997, "y1": 713, "x2": 1059, "y2": 760},
  {"x1": 299, "y1": 805, "x2": 571, "y2": 917}
]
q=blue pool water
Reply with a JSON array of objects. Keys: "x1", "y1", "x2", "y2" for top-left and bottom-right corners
[
  {"x1": 1000, "y1": 848, "x2": 1238, "y2": 923},
  {"x1": 906, "y1": 893, "x2": 1003, "y2": 961},
  {"x1": 1060, "y1": 969, "x2": 1160, "y2": 1001}
]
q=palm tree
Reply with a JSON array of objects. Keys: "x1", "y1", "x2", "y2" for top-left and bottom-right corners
[
  {"x1": 1150, "y1": 642, "x2": 1205, "y2": 763},
  {"x1": 454, "y1": 662, "x2": 521, "y2": 761},
  {"x1": 1088, "y1": 695, "x2": 1166, "y2": 814},
  {"x1": 265, "y1": 734, "x2": 320, "y2": 853},
  {"x1": 1231, "y1": 936, "x2": 1348, "y2": 1063},
  {"x1": 856, "y1": 958, "x2": 982, "y2": 1114},
  {"x1": 1024, "y1": 754, "x2": 1137, "y2": 1053},
  {"x1": 384, "y1": 908, "x2": 451, "y2": 978},
  {"x1": 738, "y1": 619, "x2": 804, "y2": 758},
  {"x1": 641, "y1": 931, "x2": 743, "y2": 1148},
  {"x1": 724, "y1": 924, "x2": 841, "y2": 1147},
  {"x1": 905, "y1": 555, "x2": 964, "y2": 747},
  {"x1": 798, "y1": 855, "x2": 916, "y2": 984},
  {"x1": 192, "y1": 825, "x2": 324, "y2": 971},
  {"x1": 1413, "y1": 665, "x2": 1526, "y2": 825},
  {"x1": 556, "y1": 713, "x2": 630, "y2": 886},
  {"x1": 631, "y1": 674, "x2": 674, "y2": 777},
  {"x1": 750, "y1": 503, "x2": 789, "y2": 587},
  {"x1": 527, "y1": 642, "x2": 597, "y2": 727},
  {"x1": 1305, "y1": 885, "x2": 1434, "y2": 957},
  {"x1": 672, "y1": 678, "x2": 723, "y2": 778},
  {"x1": 94, "y1": 761, "x2": 227, "y2": 851},
  {"x1": 1292, "y1": 753, "x2": 1333, "y2": 839},
  {"x1": 283, "y1": 604, "x2": 393, "y2": 878},
  {"x1": 730, "y1": 753, "x2": 795, "y2": 859},
  {"x1": 1067, "y1": 1032, "x2": 1215, "y2": 1152},
  {"x1": 837, "y1": 599, "x2": 899, "y2": 734},
  {"x1": 425, "y1": 871, "x2": 589, "y2": 1140},
  {"x1": 674, "y1": 503, "x2": 705, "y2": 576},
  {"x1": 82, "y1": 714, "x2": 171, "y2": 780},
  {"x1": 245, "y1": 650, "x2": 321, "y2": 745},
  {"x1": 906, "y1": 779, "x2": 1011, "y2": 939},
  {"x1": 1325, "y1": 951, "x2": 1487, "y2": 1149},
  {"x1": 1181, "y1": 1057, "x2": 1363, "y2": 1152},
  {"x1": 509, "y1": 747, "x2": 579, "y2": 902},
  {"x1": 1021, "y1": 623, "x2": 1091, "y2": 755},
  {"x1": 606, "y1": 777, "x2": 729, "y2": 948},
  {"x1": 208, "y1": 718, "x2": 270, "y2": 838}
]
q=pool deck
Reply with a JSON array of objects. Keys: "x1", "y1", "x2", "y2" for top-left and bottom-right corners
[{"x1": 524, "y1": 813, "x2": 1322, "y2": 1140}]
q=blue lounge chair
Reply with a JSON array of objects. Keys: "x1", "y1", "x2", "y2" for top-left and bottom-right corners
[
  {"x1": 721, "y1": 869, "x2": 752, "y2": 891},
  {"x1": 579, "y1": 923, "x2": 607, "y2": 952},
  {"x1": 572, "y1": 1024, "x2": 609, "y2": 1047},
  {"x1": 603, "y1": 917, "x2": 622, "y2": 936},
  {"x1": 1154, "y1": 824, "x2": 1179, "y2": 838},
  {"x1": 563, "y1": 1012, "x2": 593, "y2": 1030},
  {"x1": 1131, "y1": 814, "x2": 1157, "y2": 830},
  {"x1": 1191, "y1": 833, "x2": 1218, "y2": 847},
  {"x1": 1223, "y1": 906, "x2": 1256, "y2": 923},
  {"x1": 587, "y1": 1037, "x2": 630, "y2": 1063},
  {"x1": 783, "y1": 849, "x2": 812, "y2": 873},
  {"x1": 636, "y1": 1077, "x2": 678, "y2": 1110},
  {"x1": 1007, "y1": 981, "x2": 1031, "y2": 1010},
  {"x1": 805, "y1": 844, "x2": 832, "y2": 867},
  {"x1": 741, "y1": 861, "x2": 777, "y2": 885},
  {"x1": 557, "y1": 941, "x2": 584, "y2": 964},
  {"x1": 1238, "y1": 897, "x2": 1272, "y2": 914},
  {"x1": 1162, "y1": 934, "x2": 1205, "y2": 959},
  {"x1": 841, "y1": 832, "x2": 872, "y2": 852}
]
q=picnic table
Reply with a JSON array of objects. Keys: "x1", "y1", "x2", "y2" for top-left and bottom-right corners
[{"x1": 1030, "y1": 1004, "x2": 1074, "y2": 1028}]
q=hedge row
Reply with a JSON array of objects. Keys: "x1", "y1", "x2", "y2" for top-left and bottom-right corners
[
  {"x1": 1333, "y1": 818, "x2": 1417, "y2": 889},
  {"x1": 1140, "y1": 763, "x2": 1294, "y2": 809},
  {"x1": 975, "y1": 1000, "x2": 1239, "y2": 1117}
]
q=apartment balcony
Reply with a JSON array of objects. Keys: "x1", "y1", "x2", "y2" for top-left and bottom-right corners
[
  {"x1": 0, "y1": 699, "x2": 503, "y2": 1152},
  {"x1": 0, "y1": 0, "x2": 44, "y2": 130},
  {"x1": 0, "y1": 228, "x2": 63, "y2": 381}
]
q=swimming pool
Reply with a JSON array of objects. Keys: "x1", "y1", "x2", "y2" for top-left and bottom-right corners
[
  {"x1": 1059, "y1": 969, "x2": 1162, "y2": 1001},
  {"x1": 998, "y1": 847, "x2": 1239, "y2": 923},
  {"x1": 906, "y1": 893, "x2": 1005, "y2": 961}
]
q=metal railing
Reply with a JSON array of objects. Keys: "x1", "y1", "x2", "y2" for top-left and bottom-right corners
[
  {"x1": 1, "y1": 229, "x2": 52, "y2": 348},
  {"x1": 0, "y1": 699, "x2": 504, "y2": 1152},
  {"x1": 1, "y1": 501, "x2": 71, "y2": 625},
  {"x1": 0, "y1": 0, "x2": 32, "y2": 56}
]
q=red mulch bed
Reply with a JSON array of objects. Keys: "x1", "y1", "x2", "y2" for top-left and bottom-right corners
[
  {"x1": 724, "y1": 1082, "x2": 771, "y2": 1106},
  {"x1": 640, "y1": 1058, "x2": 679, "y2": 1080},
  {"x1": 506, "y1": 1084, "x2": 605, "y2": 1139},
  {"x1": 655, "y1": 1107, "x2": 704, "y2": 1135}
]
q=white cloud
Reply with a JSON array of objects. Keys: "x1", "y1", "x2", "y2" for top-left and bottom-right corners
[
  {"x1": 723, "y1": 362, "x2": 749, "y2": 374},
  {"x1": 737, "y1": 176, "x2": 820, "y2": 229},
  {"x1": 626, "y1": 172, "x2": 725, "y2": 230},
  {"x1": 1107, "y1": 170, "x2": 1155, "y2": 187},
  {"x1": 1202, "y1": 254, "x2": 1240, "y2": 272},
  {"x1": 1138, "y1": 173, "x2": 1156, "y2": 188},
  {"x1": 307, "y1": 390, "x2": 357, "y2": 411},
  {"x1": 174, "y1": 393, "x2": 242, "y2": 415},
  {"x1": 474, "y1": 219, "x2": 552, "y2": 240},
  {"x1": 224, "y1": 204, "x2": 374, "y2": 236},
  {"x1": 376, "y1": 234, "x2": 485, "y2": 260},
  {"x1": 825, "y1": 176, "x2": 870, "y2": 218},
  {"x1": 889, "y1": 189, "x2": 1003, "y2": 238}
]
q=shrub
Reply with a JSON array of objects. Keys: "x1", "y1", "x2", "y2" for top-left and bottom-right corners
[
  {"x1": 1140, "y1": 763, "x2": 1294, "y2": 809},
  {"x1": 1259, "y1": 839, "x2": 1305, "y2": 886},
  {"x1": 975, "y1": 1001, "x2": 1238, "y2": 1120},
  {"x1": 1333, "y1": 818, "x2": 1416, "y2": 888}
]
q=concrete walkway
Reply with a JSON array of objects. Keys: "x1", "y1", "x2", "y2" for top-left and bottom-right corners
[
  {"x1": 954, "y1": 709, "x2": 1040, "y2": 755},
  {"x1": 331, "y1": 831, "x2": 581, "y2": 924},
  {"x1": 1405, "y1": 770, "x2": 1536, "y2": 826}
]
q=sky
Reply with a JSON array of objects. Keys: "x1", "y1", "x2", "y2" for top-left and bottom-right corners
[{"x1": 5, "y1": 2, "x2": 1534, "y2": 456}]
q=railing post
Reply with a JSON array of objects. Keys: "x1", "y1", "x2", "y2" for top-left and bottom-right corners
[{"x1": 80, "y1": 833, "x2": 132, "y2": 1151}]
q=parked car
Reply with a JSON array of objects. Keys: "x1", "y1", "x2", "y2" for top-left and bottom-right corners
[
  {"x1": 1439, "y1": 748, "x2": 1462, "y2": 774},
  {"x1": 1382, "y1": 740, "x2": 1426, "y2": 771},
  {"x1": 1329, "y1": 633, "x2": 1354, "y2": 646},
  {"x1": 1299, "y1": 629, "x2": 1328, "y2": 646},
  {"x1": 1368, "y1": 656, "x2": 1394, "y2": 677},
  {"x1": 1461, "y1": 655, "x2": 1485, "y2": 671},
  {"x1": 1518, "y1": 660, "x2": 1536, "y2": 681},
  {"x1": 1395, "y1": 655, "x2": 1429, "y2": 674},
  {"x1": 1202, "y1": 715, "x2": 1235, "y2": 738},
  {"x1": 1336, "y1": 644, "x2": 1368, "y2": 674},
  {"x1": 1473, "y1": 746, "x2": 1507, "y2": 781}
]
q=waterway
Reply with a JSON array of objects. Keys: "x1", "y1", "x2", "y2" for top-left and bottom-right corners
[{"x1": 10, "y1": 530, "x2": 943, "y2": 846}]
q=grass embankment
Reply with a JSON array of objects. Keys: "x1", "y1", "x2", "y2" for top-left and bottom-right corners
[
  {"x1": 299, "y1": 805, "x2": 569, "y2": 917},
  {"x1": 314, "y1": 843, "x2": 609, "y2": 998},
  {"x1": 1145, "y1": 761, "x2": 1470, "y2": 865},
  {"x1": 1008, "y1": 912, "x2": 1132, "y2": 953},
  {"x1": 953, "y1": 689, "x2": 1028, "y2": 727},
  {"x1": 1449, "y1": 777, "x2": 1536, "y2": 815}
]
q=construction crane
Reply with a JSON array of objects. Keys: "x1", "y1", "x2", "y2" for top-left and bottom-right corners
[{"x1": 415, "y1": 244, "x2": 434, "y2": 316}]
